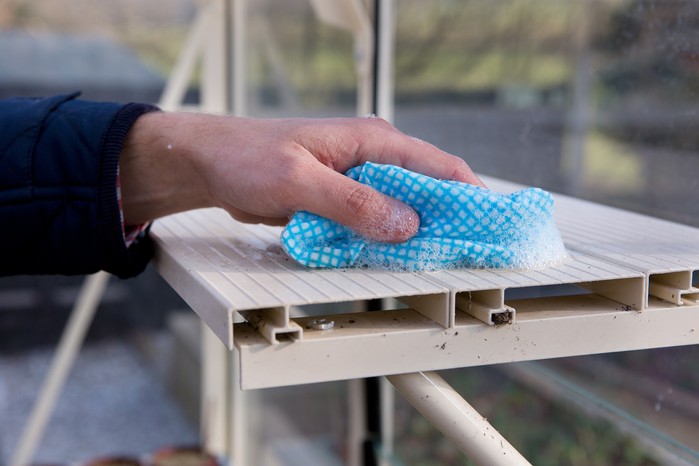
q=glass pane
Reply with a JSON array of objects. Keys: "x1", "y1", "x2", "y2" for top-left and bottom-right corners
[
  {"x1": 3, "y1": 1, "x2": 698, "y2": 464},
  {"x1": 0, "y1": 2, "x2": 198, "y2": 463},
  {"x1": 246, "y1": 0, "x2": 357, "y2": 118},
  {"x1": 244, "y1": 382, "x2": 350, "y2": 465},
  {"x1": 0, "y1": 1, "x2": 200, "y2": 103},
  {"x1": 392, "y1": 1, "x2": 699, "y2": 464},
  {"x1": 393, "y1": 0, "x2": 699, "y2": 227}
]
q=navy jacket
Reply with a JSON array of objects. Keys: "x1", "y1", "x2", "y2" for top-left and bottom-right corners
[{"x1": 0, "y1": 93, "x2": 159, "y2": 278}]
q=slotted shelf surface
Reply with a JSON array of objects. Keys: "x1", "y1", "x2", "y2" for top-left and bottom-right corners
[{"x1": 151, "y1": 177, "x2": 699, "y2": 388}]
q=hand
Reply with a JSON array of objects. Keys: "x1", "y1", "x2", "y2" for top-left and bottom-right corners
[{"x1": 119, "y1": 111, "x2": 484, "y2": 243}]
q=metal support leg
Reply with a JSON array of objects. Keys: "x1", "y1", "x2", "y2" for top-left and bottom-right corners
[
  {"x1": 228, "y1": 345, "x2": 254, "y2": 466},
  {"x1": 347, "y1": 378, "x2": 366, "y2": 466},
  {"x1": 10, "y1": 271, "x2": 110, "y2": 466},
  {"x1": 201, "y1": 322, "x2": 229, "y2": 456},
  {"x1": 378, "y1": 377, "x2": 394, "y2": 466},
  {"x1": 362, "y1": 377, "x2": 380, "y2": 466},
  {"x1": 387, "y1": 371, "x2": 531, "y2": 466}
]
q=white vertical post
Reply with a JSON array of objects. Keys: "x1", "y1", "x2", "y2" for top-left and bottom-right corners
[
  {"x1": 231, "y1": 0, "x2": 247, "y2": 116},
  {"x1": 378, "y1": 377, "x2": 395, "y2": 465},
  {"x1": 226, "y1": 1, "x2": 251, "y2": 463},
  {"x1": 229, "y1": 347, "x2": 255, "y2": 466},
  {"x1": 200, "y1": 322, "x2": 229, "y2": 456},
  {"x1": 375, "y1": 3, "x2": 397, "y2": 461},
  {"x1": 201, "y1": 0, "x2": 230, "y2": 113},
  {"x1": 347, "y1": 299, "x2": 369, "y2": 466},
  {"x1": 354, "y1": 0, "x2": 374, "y2": 117},
  {"x1": 374, "y1": 0, "x2": 395, "y2": 123},
  {"x1": 388, "y1": 371, "x2": 531, "y2": 466}
]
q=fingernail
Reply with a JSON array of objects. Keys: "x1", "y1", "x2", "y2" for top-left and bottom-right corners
[{"x1": 384, "y1": 199, "x2": 419, "y2": 242}]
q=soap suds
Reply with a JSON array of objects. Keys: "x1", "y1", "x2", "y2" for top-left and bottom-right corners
[
  {"x1": 281, "y1": 163, "x2": 568, "y2": 271},
  {"x1": 354, "y1": 198, "x2": 419, "y2": 243}
]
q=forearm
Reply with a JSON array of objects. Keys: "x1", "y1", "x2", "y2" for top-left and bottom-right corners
[
  {"x1": 118, "y1": 111, "x2": 484, "y2": 244},
  {"x1": 0, "y1": 95, "x2": 481, "y2": 278}
]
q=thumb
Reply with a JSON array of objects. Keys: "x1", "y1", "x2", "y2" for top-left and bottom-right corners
[{"x1": 301, "y1": 167, "x2": 419, "y2": 243}]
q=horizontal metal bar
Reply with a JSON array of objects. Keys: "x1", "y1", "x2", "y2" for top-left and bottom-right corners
[{"x1": 234, "y1": 299, "x2": 699, "y2": 389}]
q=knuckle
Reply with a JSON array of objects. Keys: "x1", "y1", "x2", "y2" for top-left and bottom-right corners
[
  {"x1": 344, "y1": 186, "x2": 374, "y2": 217},
  {"x1": 369, "y1": 117, "x2": 397, "y2": 134},
  {"x1": 450, "y1": 157, "x2": 473, "y2": 180}
]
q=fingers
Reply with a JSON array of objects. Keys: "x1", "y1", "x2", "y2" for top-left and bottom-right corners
[
  {"x1": 348, "y1": 118, "x2": 487, "y2": 188},
  {"x1": 230, "y1": 212, "x2": 288, "y2": 227},
  {"x1": 214, "y1": 116, "x2": 483, "y2": 244},
  {"x1": 301, "y1": 164, "x2": 420, "y2": 243}
]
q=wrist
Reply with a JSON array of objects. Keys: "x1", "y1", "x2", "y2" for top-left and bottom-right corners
[{"x1": 119, "y1": 111, "x2": 213, "y2": 224}]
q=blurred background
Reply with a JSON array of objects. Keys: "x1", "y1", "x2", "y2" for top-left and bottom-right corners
[{"x1": 1, "y1": 0, "x2": 698, "y2": 464}]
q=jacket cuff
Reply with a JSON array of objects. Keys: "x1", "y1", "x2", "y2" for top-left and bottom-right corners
[{"x1": 99, "y1": 102, "x2": 160, "y2": 278}]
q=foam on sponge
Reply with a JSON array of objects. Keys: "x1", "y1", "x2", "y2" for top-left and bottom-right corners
[{"x1": 281, "y1": 162, "x2": 567, "y2": 271}]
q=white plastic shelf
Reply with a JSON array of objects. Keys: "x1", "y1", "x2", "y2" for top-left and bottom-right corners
[
  {"x1": 151, "y1": 179, "x2": 699, "y2": 389},
  {"x1": 486, "y1": 176, "x2": 699, "y2": 307},
  {"x1": 152, "y1": 207, "x2": 452, "y2": 347}
]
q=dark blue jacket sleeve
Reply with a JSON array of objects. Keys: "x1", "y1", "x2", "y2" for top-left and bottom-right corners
[{"x1": 0, "y1": 93, "x2": 160, "y2": 278}]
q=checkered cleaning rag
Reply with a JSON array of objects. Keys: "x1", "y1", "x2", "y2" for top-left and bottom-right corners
[{"x1": 281, "y1": 162, "x2": 567, "y2": 271}]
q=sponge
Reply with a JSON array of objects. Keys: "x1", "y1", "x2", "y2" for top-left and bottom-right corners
[{"x1": 281, "y1": 162, "x2": 567, "y2": 271}]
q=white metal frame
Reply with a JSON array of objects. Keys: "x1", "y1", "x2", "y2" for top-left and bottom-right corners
[
  {"x1": 150, "y1": 193, "x2": 699, "y2": 465},
  {"x1": 387, "y1": 371, "x2": 531, "y2": 465},
  {"x1": 148, "y1": 1, "x2": 699, "y2": 464},
  {"x1": 13, "y1": 1, "x2": 699, "y2": 465},
  {"x1": 152, "y1": 193, "x2": 699, "y2": 385}
]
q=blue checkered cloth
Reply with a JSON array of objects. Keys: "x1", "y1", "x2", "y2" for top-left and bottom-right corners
[{"x1": 281, "y1": 162, "x2": 566, "y2": 270}]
